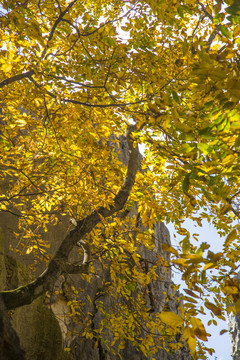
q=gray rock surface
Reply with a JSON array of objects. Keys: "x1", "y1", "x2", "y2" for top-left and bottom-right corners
[
  {"x1": 228, "y1": 272, "x2": 240, "y2": 360},
  {"x1": 228, "y1": 313, "x2": 240, "y2": 360},
  {"x1": 0, "y1": 226, "x2": 71, "y2": 360},
  {"x1": 0, "y1": 134, "x2": 192, "y2": 359},
  {"x1": 47, "y1": 135, "x2": 192, "y2": 360}
]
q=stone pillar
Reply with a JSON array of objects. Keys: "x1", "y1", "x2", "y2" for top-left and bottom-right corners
[{"x1": 228, "y1": 313, "x2": 240, "y2": 359}]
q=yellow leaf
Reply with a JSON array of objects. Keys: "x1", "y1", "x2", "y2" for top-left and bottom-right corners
[
  {"x1": 222, "y1": 285, "x2": 239, "y2": 295},
  {"x1": 220, "y1": 204, "x2": 232, "y2": 215},
  {"x1": 224, "y1": 229, "x2": 237, "y2": 247},
  {"x1": 183, "y1": 326, "x2": 196, "y2": 352},
  {"x1": 183, "y1": 296, "x2": 198, "y2": 304},
  {"x1": 16, "y1": 119, "x2": 27, "y2": 126},
  {"x1": 159, "y1": 311, "x2": 183, "y2": 328},
  {"x1": 172, "y1": 258, "x2": 188, "y2": 267},
  {"x1": 222, "y1": 154, "x2": 236, "y2": 165},
  {"x1": 205, "y1": 300, "x2": 222, "y2": 316},
  {"x1": 183, "y1": 289, "x2": 200, "y2": 299},
  {"x1": 190, "y1": 317, "x2": 209, "y2": 341},
  {"x1": 186, "y1": 254, "x2": 205, "y2": 264},
  {"x1": 28, "y1": 20, "x2": 45, "y2": 46},
  {"x1": 161, "y1": 243, "x2": 178, "y2": 256},
  {"x1": 26, "y1": 247, "x2": 33, "y2": 254},
  {"x1": 46, "y1": 202, "x2": 52, "y2": 211},
  {"x1": 231, "y1": 122, "x2": 240, "y2": 130},
  {"x1": 219, "y1": 329, "x2": 228, "y2": 335},
  {"x1": 175, "y1": 120, "x2": 192, "y2": 132},
  {"x1": 203, "y1": 262, "x2": 216, "y2": 271},
  {"x1": 1, "y1": 63, "x2": 12, "y2": 73}
]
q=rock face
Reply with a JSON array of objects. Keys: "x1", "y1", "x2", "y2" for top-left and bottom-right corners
[
  {"x1": 228, "y1": 313, "x2": 240, "y2": 360},
  {"x1": 0, "y1": 228, "x2": 70, "y2": 360},
  {"x1": 0, "y1": 134, "x2": 192, "y2": 360},
  {"x1": 54, "y1": 220, "x2": 191, "y2": 360},
  {"x1": 227, "y1": 272, "x2": 240, "y2": 359},
  {"x1": 0, "y1": 293, "x2": 26, "y2": 360}
]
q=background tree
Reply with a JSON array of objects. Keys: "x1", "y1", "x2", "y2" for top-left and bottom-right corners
[{"x1": 0, "y1": 0, "x2": 240, "y2": 358}]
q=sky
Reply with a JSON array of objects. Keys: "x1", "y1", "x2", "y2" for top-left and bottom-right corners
[{"x1": 168, "y1": 220, "x2": 233, "y2": 360}]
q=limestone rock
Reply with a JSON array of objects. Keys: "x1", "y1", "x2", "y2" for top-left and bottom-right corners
[
  {"x1": 46, "y1": 135, "x2": 192, "y2": 360},
  {"x1": 0, "y1": 134, "x2": 192, "y2": 360},
  {"x1": 0, "y1": 238, "x2": 71, "y2": 360},
  {"x1": 228, "y1": 313, "x2": 240, "y2": 360},
  {"x1": 0, "y1": 294, "x2": 26, "y2": 360}
]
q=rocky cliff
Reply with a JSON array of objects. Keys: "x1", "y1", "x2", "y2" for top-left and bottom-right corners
[{"x1": 0, "y1": 135, "x2": 192, "y2": 360}]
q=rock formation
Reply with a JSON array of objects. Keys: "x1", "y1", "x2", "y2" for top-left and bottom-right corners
[
  {"x1": 228, "y1": 272, "x2": 240, "y2": 360},
  {"x1": 228, "y1": 313, "x2": 240, "y2": 360},
  {"x1": 0, "y1": 135, "x2": 192, "y2": 359}
]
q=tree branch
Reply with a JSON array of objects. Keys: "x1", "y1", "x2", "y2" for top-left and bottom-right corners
[
  {"x1": 41, "y1": 0, "x2": 78, "y2": 59},
  {"x1": 28, "y1": 74, "x2": 147, "y2": 108},
  {"x1": 0, "y1": 125, "x2": 139, "y2": 310},
  {"x1": 0, "y1": 70, "x2": 35, "y2": 89},
  {"x1": 63, "y1": 239, "x2": 91, "y2": 274}
]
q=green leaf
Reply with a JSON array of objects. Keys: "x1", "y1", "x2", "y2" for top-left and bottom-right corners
[
  {"x1": 182, "y1": 174, "x2": 190, "y2": 192},
  {"x1": 198, "y1": 143, "x2": 210, "y2": 155},
  {"x1": 219, "y1": 25, "x2": 232, "y2": 39},
  {"x1": 182, "y1": 236, "x2": 190, "y2": 254},
  {"x1": 198, "y1": 127, "x2": 213, "y2": 139},
  {"x1": 234, "y1": 135, "x2": 240, "y2": 148},
  {"x1": 226, "y1": 4, "x2": 240, "y2": 16},
  {"x1": 181, "y1": 143, "x2": 195, "y2": 153},
  {"x1": 171, "y1": 91, "x2": 181, "y2": 103}
]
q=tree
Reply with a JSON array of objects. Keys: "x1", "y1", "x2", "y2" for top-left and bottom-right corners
[{"x1": 0, "y1": 0, "x2": 240, "y2": 358}]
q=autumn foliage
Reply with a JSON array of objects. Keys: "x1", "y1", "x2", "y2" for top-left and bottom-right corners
[{"x1": 1, "y1": 0, "x2": 240, "y2": 358}]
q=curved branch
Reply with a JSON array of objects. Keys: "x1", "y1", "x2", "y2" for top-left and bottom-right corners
[{"x1": 1, "y1": 125, "x2": 139, "y2": 310}]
